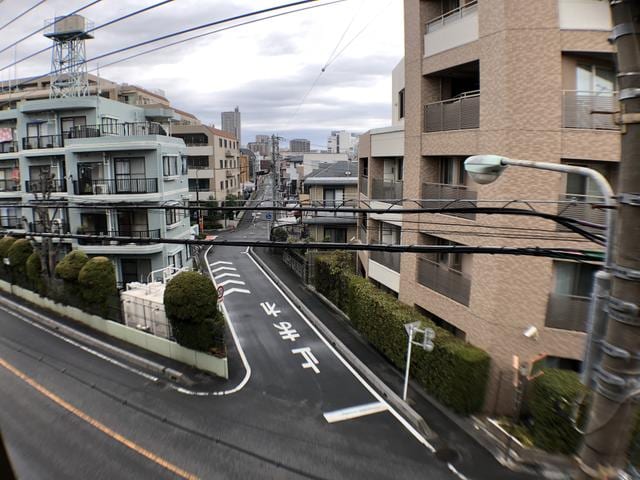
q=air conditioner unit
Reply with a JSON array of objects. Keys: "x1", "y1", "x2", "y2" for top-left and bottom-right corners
[{"x1": 93, "y1": 184, "x2": 107, "y2": 194}]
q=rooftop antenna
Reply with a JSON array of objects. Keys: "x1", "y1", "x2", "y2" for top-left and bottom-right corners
[{"x1": 44, "y1": 14, "x2": 94, "y2": 98}]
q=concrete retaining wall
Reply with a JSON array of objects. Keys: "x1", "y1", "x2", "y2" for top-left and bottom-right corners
[{"x1": 0, "y1": 280, "x2": 228, "y2": 379}]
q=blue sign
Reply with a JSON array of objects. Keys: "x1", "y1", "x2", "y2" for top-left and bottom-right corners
[{"x1": 265, "y1": 212, "x2": 273, "y2": 220}]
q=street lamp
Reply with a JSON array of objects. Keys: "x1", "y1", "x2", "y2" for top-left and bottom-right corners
[{"x1": 464, "y1": 155, "x2": 616, "y2": 388}]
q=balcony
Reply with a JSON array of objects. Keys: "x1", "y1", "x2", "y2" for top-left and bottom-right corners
[
  {"x1": 0, "y1": 179, "x2": 20, "y2": 192},
  {"x1": 22, "y1": 134, "x2": 64, "y2": 149},
  {"x1": 0, "y1": 141, "x2": 17, "y2": 153},
  {"x1": 80, "y1": 229, "x2": 161, "y2": 245},
  {"x1": 28, "y1": 220, "x2": 70, "y2": 234},
  {"x1": 424, "y1": 0, "x2": 478, "y2": 57},
  {"x1": 422, "y1": 182, "x2": 477, "y2": 220},
  {"x1": 225, "y1": 150, "x2": 234, "y2": 157},
  {"x1": 226, "y1": 170, "x2": 234, "y2": 178},
  {"x1": 545, "y1": 292, "x2": 590, "y2": 332},
  {"x1": 360, "y1": 176, "x2": 369, "y2": 197},
  {"x1": 562, "y1": 91, "x2": 618, "y2": 130},
  {"x1": 67, "y1": 121, "x2": 166, "y2": 139},
  {"x1": 370, "y1": 249, "x2": 401, "y2": 273},
  {"x1": 25, "y1": 179, "x2": 67, "y2": 193},
  {"x1": 0, "y1": 216, "x2": 21, "y2": 228},
  {"x1": 424, "y1": 91, "x2": 480, "y2": 132},
  {"x1": 558, "y1": 0, "x2": 612, "y2": 31},
  {"x1": 557, "y1": 193, "x2": 606, "y2": 233},
  {"x1": 417, "y1": 256, "x2": 471, "y2": 306},
  {"x1": 371, "y1": 179, "x2": 403, "y2": 201},
  {"x1": 73, "y1": 177, "x2": 159, "y2": 195}
]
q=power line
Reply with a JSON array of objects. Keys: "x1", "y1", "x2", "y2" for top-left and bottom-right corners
[
  {"x1": 0, "y1": 0, "x2": 175, "y2": 74},
  {"x1": 1, "y1": 228, "x2": 604, "y2": 262},
  {"x1": 0, "y1": 0, "x2": 47, "y2": 33},
  {"x1": 0, "y1": 0, "x2": 102, "y2": 56}
]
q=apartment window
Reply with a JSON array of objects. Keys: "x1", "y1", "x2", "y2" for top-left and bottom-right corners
[
  {"x1": 435, "y1": 237, "x2": 462, "y2": 273},
  {"x1": 61, "y1": 116, "x2": 86, "y2": 135},
  {"x1": 101, "y1": 117, "x2": 118, "y2": 135},
  {"x1": 187, "y1": 156, "x2": 209, "y2": 169},
  {"x1": 219, "y1": 160, "x2": 223, "y2": 169},
  {"x1": 165, "y1": 206, "x2": 184, "y2": 226},
  {"x1": 188, "y1": 178, "x2": 210, "y2": 192},
  {"x1": 323, "y1": 188, "x2": 344, "y2": 206},
  {"x1": 168, "y1": 251, "x2": 183, "y2": 269},
  {"x1": 439, "y1": 157, "x2": 465, "y2": 185},
  {"x1": 362, "y1": 158, "x2": 368, "y2": 177},
  {"x1": 173, "y1": 133, "x2": 207, "y2": 146},
  {"x1": 398, "y1": 89, "x2": 405, "y2": 119},
  {"x1": 225, "y1": 180, "x2": 228, "y2": 189},
  {"x1": 219, "y1": 138, "x2": 222, "y2": 147},
  {"x1": 324, "y1": 227, "x2": 347, "y2": 243},
  {"x1": 380, "y1": 224, "x2": 401, "y2": 245},
  {"x1": 554, "y1": 261, "x2": 598, "y2": 298},
  {"x1": 220, "y1": 181, "x2": 224, "y2": 190},
  {"x1": 163, "y1": 155, "x2": 179, "y2": 176},
  {"x1": 577, "y1": 64, "x2": 616, "y2": 93},
  {"x1": 442, "y1": 0, "x2": 460, "y2": 14},
  {"x1": 224, "y1": 139, "x2": 228, "y2": 148}
]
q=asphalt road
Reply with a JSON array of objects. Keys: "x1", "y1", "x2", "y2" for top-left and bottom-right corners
[{"x1": 0, "y1": 178, "x2": 457, "y2": 479}]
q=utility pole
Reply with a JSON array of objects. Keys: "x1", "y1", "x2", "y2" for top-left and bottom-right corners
[
  {"x1": 578, "y1": 2, "x2": 640, "y2": 478},
  {"x1": 270, "y1": 134, "x2": 279, "y2": 234}
]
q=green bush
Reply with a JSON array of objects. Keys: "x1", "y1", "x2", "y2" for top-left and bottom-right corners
[
  {"x1": 78, "y1": 257, "x2": 116, "y2": 307},
  {"x1": 528, "y1": 368, "x2": 585, "y2": 454},
  {"x1": 314, "y1": 252, "x2": 490, "y2": 415},
  {"x1": 55, "y1": 250, "x2": 89, "y2": 282},
  {"x1": 272, "y1": 227, "x2": 288, "y2": 242},
  {"x1": 164, "y1": 271, "x2": 224, "y2": 352},
  {"x1": 0, "y1": 236, "x2": 16, "y2": 258},
  {"x1": 26, "y1": 252, "x2": 46, "y2": 295},
  {"x1": 8, "y1": 239, "x2": 33, "y2": 287}
]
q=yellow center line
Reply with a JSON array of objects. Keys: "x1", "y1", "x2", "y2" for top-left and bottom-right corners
[{"x1": 0, "y1": 356, "x2": 199, "y2": 480}]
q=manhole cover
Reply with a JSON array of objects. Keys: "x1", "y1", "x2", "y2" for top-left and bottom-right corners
[{"x1": 435, "y1": 447, "x2": 459, "y2": 463}]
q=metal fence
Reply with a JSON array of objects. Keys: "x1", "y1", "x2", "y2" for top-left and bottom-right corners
[
  {"x1": 425, "y1": 0, "x2": 478, "y2": 33},
  {"x1": 416, "y1": 256, "x2": 471, "y2": 306},
  {"x1": 557, "y1": 193, "x2": 606, "y2": 234},
  {"x1": 370, "y1": 249, "x2": 401, "y2": 273},
  {"x1": 424, "y1": 91, "x2": 480, "y2": 132},
  {"x1": 371, "y1": 178, "x2": 403, "y2": 201},
  {"x1": 422, "y1": 182, "x2": 477, "y2": 220},
  {"x1": 360, "y1": 176, "x2": 369, "y2": 197},
  {"x1": 562, "y1": 90, "x2": 618, "y2": 130}
]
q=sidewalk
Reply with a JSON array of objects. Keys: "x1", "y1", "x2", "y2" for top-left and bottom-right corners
[{"x1": 253, "y1": 247, "x2": 540, "y2": 480}]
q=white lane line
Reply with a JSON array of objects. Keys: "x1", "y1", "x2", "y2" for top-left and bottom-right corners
[
  {"x1": 218, "y1": 280, "x2": 246, "y2": 288},
  {"x1": 214, "y1": 273, "x2": 241, "y2": 280},
  {"x1": 448, "y1": 463, "x2": 469, "y2": 480},
  {"x1": 224, "y1": 288, "x2": 251, "y2": 295},
  {"x1": 210, "y1": 261, "x2": 233, "y2": 266},
  {"x1": 323, "y1": 401, "x2": 388, "y2": 424},
  {"x1": 212, "y1": 266, "x2": 237, "y2": 273},
  {"x1": 246, "y1": 249, "x2": 436, "y2": 453}
]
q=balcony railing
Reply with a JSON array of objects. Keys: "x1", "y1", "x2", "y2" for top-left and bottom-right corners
[
  {"x1": 371, "y1": 178, "x2": 403, "y2": 201},
  {"x1": 426, "y1": 0, "x2": 478, "y2": 33},
  {"x1": 545, "y1": 292, "x2": 590, "y2": 332},
  {"x1": 0, "y1": 141, "x2": 17, "y2": 153},
  {"x1": 562, "y1": 90, "x2": 618, "y2": 130},
  {"x1": 68, "y1": 121, "x2": 167, "y2": 139},
  {"x1": 370, "y1": 249, "x2": 401, "y2": 273},
  {"x1": 73, "y1": 177, "x2": 159, "y2": 195},
  {"x1": 360, "y1": 176, "x2": 368, "y2": 196},
  {"x1": 557, "y1": 193, "x2": 606, "y2": 234},
  {"x1": 422, "y1": 182, "x2": 477, "y2": 220},
  {"x1": 28, "y1": 220, "x2": 70, "y2": 234},
  {"x1": 22, "y1": 134, "x2": 64, "y2": 149},
  {"x1": 0, "y1": 179, "x2": 20, "y2": 192},
  {"x1": 417, "y1": 256, "x2": 471, "y2": 306},
  {"x1": 424, "y1": 91, "x2": 480, "y2": 132},
  {"x1": 25, "y1": 179, "x2": 67, "y2": 193},
  {"x1": 79, "y1": 229, "x2": 160, "y2": 245},
  {"x1": 0, "y1": 216, "x2": 21, "y2": 228}
]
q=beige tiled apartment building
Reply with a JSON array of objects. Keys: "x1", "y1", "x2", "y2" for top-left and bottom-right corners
[
  {"x1": 171, "y1": 124, "x2": 242, "y2": 203},
  {"x1": 360, "y1": 0, "x2": 619, "y2": 412}
]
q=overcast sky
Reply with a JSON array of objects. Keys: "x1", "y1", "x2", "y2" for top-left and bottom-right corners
[{"x1": 0, "y1": 0, "x2": 404, "y2": 148}]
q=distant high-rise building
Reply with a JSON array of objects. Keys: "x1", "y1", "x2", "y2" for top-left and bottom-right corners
[
  {"x1": 221, "y1": 106, "x2": 241, "y2": 145},
  {"x1": 327, "y1": 130, "x2": 358, "y2": 157},
  {"x1": 247, "y1": 135, "x2": 272, "y2": 157},
  {"x1": 289, "y1": 138, "x2": 311, "y2": 153}
]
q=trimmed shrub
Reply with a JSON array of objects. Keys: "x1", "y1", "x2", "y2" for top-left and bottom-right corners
[
  {"x1": 8, "y1": 239, "x2": 33, "y2": 287},
  {"x1": 26, "y1": 252, "x2": 46, "y2": 295},
  {"x1": 55, "y1": 250, "x2": 89, "y2": 282},
  {"x1": 528, "y1": 368, "x2": 585, "y2": 454},
  {"x1": 78, "y1": 257, "x2": 116, "y2": 307},
  {"x1": 0, "y1": 236, "x2": 16, "y2": 258},
  {"x1": 314, "y1": 252, "x2": 490, "y2": 415},
  {"x1": 272, "y1": 227, "x2": 288, "y2": 242},
  {"x1": 164, "y1": 271, "x2": 224, "y2": 352}
]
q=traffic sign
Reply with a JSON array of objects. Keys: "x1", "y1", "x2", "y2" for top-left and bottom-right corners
[
  {"x1": 217, "y1": 285, "x2": 224, "y2": 302},
  {"x1": 404, "y1": 321, "x2": 421, "y2": 336},
  {"x1": 265, "y1": 212, "x2": 273, "y2": 220}
]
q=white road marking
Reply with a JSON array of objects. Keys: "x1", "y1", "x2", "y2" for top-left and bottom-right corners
[
  {"x1": 448, "y1": 463, "x2": 469, "y2": 480},
  {"x1": 214, "y1": 273, "x2": 241, "y2": 280},
  {"x1": 212, "y1": 266, "x2": 237, "y2": 273},
  {"x1": 260, "y1": 302, "x2": 280, "y2": 317},
  {"x1": 291, "y1": 347, "x2": 320, "y2": 374},
  {"x1": 246, "y1": 249, "x2": 437, "y2": 453},
  {"x1": 224, "y1": 288, "x2": 251, "y2": 295},
  {"x1": 218, "y1": 279, "x2": 246, "y2": 287},
  {"x1": 210, "y1": 261, "x2": 233, "y2": 266},
  {"x1": 323, "y1": 402, "x2": 388, "y2": 424}
]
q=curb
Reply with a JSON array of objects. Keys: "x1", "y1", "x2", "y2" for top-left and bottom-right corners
[
  {"x1": 0, "y1": 293, "x2": 185, "y2": 383},
  {"x1": 249, "y1": 248, "x2": 437, "y2": 442}
]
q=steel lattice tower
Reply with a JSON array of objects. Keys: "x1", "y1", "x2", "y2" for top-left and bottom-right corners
[{"x1": 44, "y1": 15, "x2": 93, "y2": 98}]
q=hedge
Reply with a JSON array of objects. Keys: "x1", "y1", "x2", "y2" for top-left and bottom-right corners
[
  {"x1": 78, "y1": 257, "x2": 116, "y2": 307},
  {"x1": 164, "y1": 271, "x2": 224, "y2": 352},
  {"x1": 0, "y1": 236, "x2": 16, "y2": 258},
  {"x1": 8, "y1": 239, "x2": 33, "y2": 287},
  {"x1": 26, "y1": 252, "x2": 45, "y2": 295},
  {"x1": 55, "y1": 250, "x2": 89, "y2": 282},
  {"x1": 314, "y1": 252, "x2": 490, "y2": 414}
]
